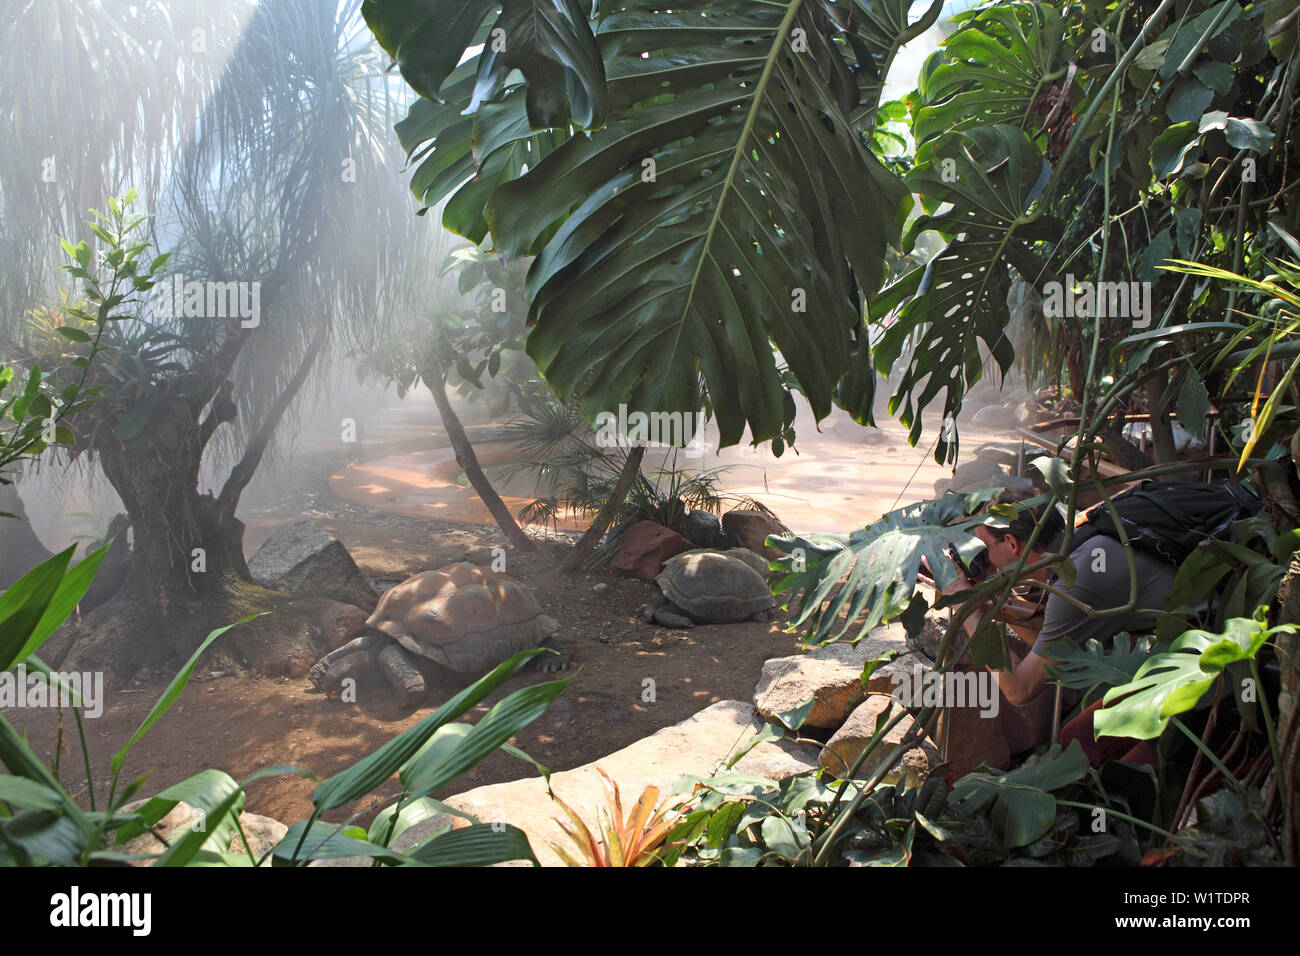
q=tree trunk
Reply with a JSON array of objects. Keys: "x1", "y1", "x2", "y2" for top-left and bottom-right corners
[
  {"x1": 559, "y1": 445, "x2": 646, "y2": 574},
  {"x1": 214, "y1": 328, "x2": 326, "y2": 579},
  {"x1": 426, "y1": 361, "x2": 536, "y2": 552}
]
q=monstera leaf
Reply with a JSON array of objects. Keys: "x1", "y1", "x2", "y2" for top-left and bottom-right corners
[
  {"x1": 1042, "y1": 634, "x2": 1159, "y2": 703},
  {"x1": 768, "y1": 490, "x2": 997, "y2": 645},
  {"x1": 475, "y1": 0, "x2": 926, "y2": 447},
  {"x1": 949, "y1": 742, "x2": 1091, "y2": 848},
  {"x1": 869, "y1": 124, "x2": 1059, "y2": 462},
  {"x1": 1094, "y1": 611, "x2": 1296, "y2": 740},
  {"x1": 364, "y1": 0, "x2": 606, "y2": 129},
  {"x1": 914, "y1": 1, "x2": 1070, "y2": 144}
]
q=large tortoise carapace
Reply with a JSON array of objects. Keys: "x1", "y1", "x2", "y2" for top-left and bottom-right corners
[
  {"x1": 644, "y1": 551, "x2": 777, "y2": 628},
  {"x1": 309, "y1": 562, "x2": 566, "y2": 705}
]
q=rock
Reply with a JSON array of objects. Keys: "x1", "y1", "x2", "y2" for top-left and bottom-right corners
[
  {"x1": 679, "y1": 510, "x2": 723, "y2": 549},
  {"x1": 819, "y1": 696, "x2": 941, "y2": 787},
  {"x1": 612, "y1": 520, "x2": 694, "y2": 581},
  {"x1": 248, "y1": 520, "x2": 377, "y2": 610},
  {"x1": 1015, "y1": 401, "x2": 1049, "y2": 425},
  {"x1": 721, "y1": 508, "x2": 786, "y2": 560},
  {"x1": 118, "y1": 800, "x2": 288, "y2": 865},
  {"x1": 969, "y1": 404, "x2": 1019, "y2": 429},
  {"x1": 949, "y1": 458, "x2": 1007, "y2": 493},
  {"x1": 678, "y1": 547, "x2": 772, "y2": 579},
  {"x1": 592, "y1": 582, "x2": 609, "y2": 593},
  {"x1": 974, "y1": 443, "x2": 1022, "y2": 469},
  {"x1": 753, "y1": 623, "x2": 910, "y2": 730},
  {"x1": 361, "y1": 700, "x2": 819, "y2": 867}
]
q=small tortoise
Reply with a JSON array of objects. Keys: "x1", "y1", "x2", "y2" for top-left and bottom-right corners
[
  {"x1": 309, "y1": 562, "x2": 566, "y2": 705},
  {"x1": 644, "y1": 551, "x2": 777, "y2": 628}
]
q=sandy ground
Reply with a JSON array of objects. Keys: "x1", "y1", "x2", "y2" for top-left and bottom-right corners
[{"x1": 5, "y1": 407, "x2": 1030, "y2": 833}]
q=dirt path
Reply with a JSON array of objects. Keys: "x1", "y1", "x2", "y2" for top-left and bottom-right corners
[{"x1": 6, "y1": 413, "x2": 1029, "y2": 831}]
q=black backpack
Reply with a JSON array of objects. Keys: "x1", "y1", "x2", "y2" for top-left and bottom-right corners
[{"x1": 1070, "y1": 481, "x2": 1262, "y2": 565}]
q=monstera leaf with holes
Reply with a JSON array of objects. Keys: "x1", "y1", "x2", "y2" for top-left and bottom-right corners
[
  {"x1": 364, "y1": 0, "x2": 606, "y2": 130},
  {"x1": 866, "y1": 124, "x2": 1060, "y2": 462},
  {"x1": 382, "y1": 0, "x2": 945, "y2": 449},
  {"x1": 1094, "y1": 611, "x2": 1297, "y2": 741},
  {"x1": 913, "y1": 2, "x2": 1071, "y2": 145},
  {"x1": 768, "y1": 490, "x2": 997, "y2": 646},
  {"x1": 480, "y1": 0, "x2": 932, "y2": 447}
]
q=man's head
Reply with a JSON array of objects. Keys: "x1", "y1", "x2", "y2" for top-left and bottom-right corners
[{"x1": 975, "y1": 493, "x2": 1065, "y2": 570}]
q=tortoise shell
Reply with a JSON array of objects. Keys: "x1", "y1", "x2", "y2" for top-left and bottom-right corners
[
  {"x1": 655, "y1": 551, "x2": 776, "y2": 622},
  {"x1": 365, "y1": 562, "x2": 558, "y2": 675}
]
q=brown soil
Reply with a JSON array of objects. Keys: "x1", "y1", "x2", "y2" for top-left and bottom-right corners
[{"x1": 5, "y1": 415, "x2": 1026, "y2": 832}]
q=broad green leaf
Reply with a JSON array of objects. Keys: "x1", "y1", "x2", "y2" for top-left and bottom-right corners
[
  {"x1": 399, "y1": 673, "x2": 572, "y2": 798},
  {"x1": 950, "y1": 741, "x2": 1090, "y2": 848},
  {"x1": 404, "y1": 822, "x2": 539, "y2": 866},
  {"x1": 770, "y1": 491, "x2": 994, "y2": 644},
  {"x1": 1042, "y1": 634, "x2": 1157, "y2": 699},
  {"x1": 364, "y1": 0, "x2": 605, "y2": 129},
  {"x1": 114, "y1": 769, "x2": 246, "y2": 846},
  {"x1": 479, "y1": 0, "x2": 914, "y2": 449},
  {"x1": 272, "y1": 821, "x2": 415, "y2": 865},
  {"x1": 1198, "y1": 109, "x2": 1276, "y2": 153},
  {"x1": 310, "y1": 648, "x2": 545, "y2": 812},
  {"x1": 0, "y1": 546, "x2": 74, "y2": 670},
  {"x1": 915, "y1": 3, "x2": 1069, "y2": 142},
  {"x1": 1096, "y1": 615, "x2": 1294, "y2": 739},
  {"x1": 873, "y1": 125, "x2": 1059, "y2": 462},
  {"x1": 9, "y1": 543, "x2": 109, "y2": 668}
]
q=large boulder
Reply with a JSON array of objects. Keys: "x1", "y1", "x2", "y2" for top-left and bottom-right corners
[
  {"x1": 753, "y1": 624, "x2": 911, "y2": 730},
  {"x1": 819, "y1": 695, "x2": 941, "y2": 787},
  {"x1": 248, "y1": 520, "x2": 377, "y2": 610},
  {"x1": 721, "y1": 509, "x2": 785, "y2": 560},
  {"x1": 612, "y1": 520, "x2": 694, "y2": 581},
  {"x1": 317, "y1": 700, "x2": 820, "y2": 867}
]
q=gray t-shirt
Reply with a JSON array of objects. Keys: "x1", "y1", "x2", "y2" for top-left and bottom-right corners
[{"x1": 1030, "y1": 535, "x2": 1177, "y2": 657}]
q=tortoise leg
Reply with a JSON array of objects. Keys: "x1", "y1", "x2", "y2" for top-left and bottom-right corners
[
  {"x1": 535, "y1": 638, "x2": 569, "y2": 673},
  {"x1": 750, "y1": 609, "x2": 774, "y2": 623},
  {"x1": 309, "y1": 634, "x2": 382, "y2": 694},
  {"x1": 643, "y1": 593, "x2": 667, "y2": 623},
  {"x1": 377, "y1": 642, "x2": 426, "y2": 707},
  {"x1": 652, "y1": 603, "x2": 695, "y2": 628}
]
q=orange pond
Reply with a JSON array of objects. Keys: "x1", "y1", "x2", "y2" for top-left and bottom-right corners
[{"x1": 327, "y1": 414, "x2": 1026, "y2": 535}]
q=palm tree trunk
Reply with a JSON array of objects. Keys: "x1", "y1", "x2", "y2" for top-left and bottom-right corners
[
  {"x1": 426, "y1": 361, "x2": 536, "y2": 552},
  {"x1": 559, "y1": 446, "x2": 646, "y2": 574}
]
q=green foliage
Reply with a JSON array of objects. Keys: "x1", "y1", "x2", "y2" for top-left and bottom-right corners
[
  {"x1": 0, "y1": 551, "x2": 569, "y2": 866},
  {"x1": 1095, "y1": 610, "x2": 1294, "y2": 740},
  {"x1": 385, "y1": 0, "x2": 945, "y2": 452},
  {"x1": 768, "y1": 490, "x2": 998, "y2": 645},
  {"x1": 0, "y1": 192, "x2": 164, "y2": 482}
]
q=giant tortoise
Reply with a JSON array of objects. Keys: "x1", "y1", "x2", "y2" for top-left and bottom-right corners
[
  {"x1": 309, "y1": 562, "x2": 566, "y2": 705},
  {"x1": 644, "y1": 551, "x2": 777, "y2": 628}
]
